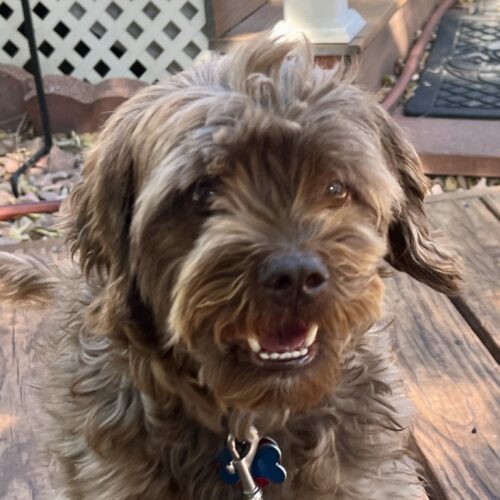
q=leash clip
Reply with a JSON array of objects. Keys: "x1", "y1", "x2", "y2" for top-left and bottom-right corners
[{"x1": 226, "y1": 426, "x2": 263, "y2": 499}]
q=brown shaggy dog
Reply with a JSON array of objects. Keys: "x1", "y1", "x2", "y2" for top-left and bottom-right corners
[{"x1": 0, "y1": 36, "x2": 461, "y2": 499}]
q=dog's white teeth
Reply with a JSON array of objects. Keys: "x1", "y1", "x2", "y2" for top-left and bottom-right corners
[
  {"x1": 305, "y1": 323, "x2": 319, "y2": 347},
  {"x1": 258, "y1": 349, "x2": 308, "y2": 361},
  {"x1": 248, "y1": 335, "x2": 261, "y2": 353}
]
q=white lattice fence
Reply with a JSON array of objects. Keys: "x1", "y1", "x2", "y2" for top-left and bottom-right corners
[{"x1": 0, "y1": 0, "x2": 208, "y2": 83}]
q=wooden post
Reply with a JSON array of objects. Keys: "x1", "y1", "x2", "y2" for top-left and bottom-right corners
[{"x1": 282, "y1": 0, "x2": 366, "y2": 43}]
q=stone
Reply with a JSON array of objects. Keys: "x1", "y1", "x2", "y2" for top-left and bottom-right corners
[
  {"x1": 36, "y1": 174, "x2": 54, "y2": 188},
  {"x1": 0, "y1": 190, "x2": 15, "y2": 205},
  {"x1": 457, "y1": 176, "x2": 468, "y2": 190},
  {"x1": 444, "y1": 176, "x2": 458, "y2": 192},
  {"x1": 0, "y1": 235, "x2": 20, "y2": 246},
  {"x1": 0, "y1": 156, "x2": 20, "y2": 174},
  {"x1": 2, "y1": 63, "x2": 148, "y2": 136},
  {"x1": 16, "y1": 174, "x2": 38, "y2": 196},
  {"x1": 48, "y1": 146, "x2": 76, "y2": 173},
  {"x1": 23, "y1": 137, "x2": 44, "y2": 153},
  {"x1": 29, "y1": 166, "x2": 46, "y2": 177},
  {"x1": 0, "y1": 64, "x2": 34, "y2": 132},
  {"x1": 473, "y1": 177, "x2": 487, "y2": 189},
  {"x1": 36, "y1": 214, "x2": 55, "y2": 227},
  {"x1": 25, "y1": 75, "x2": 146, "y2": 134},
  {"x1": 0, "y1": 182, "x2": 12, "y2": 194},
  {"x1": 431, "y1": 183, "x2": 443, "y2": 195},
  {"x1": 49, "y1": 170, "x2": 72, "y2": 181},
  {"x1": 35, "y1": 155, "x2": 49, "y2": 169},
  {"x1": 39, "y1": 190, "x2": 62, "y2": 202},
  {"x1": 17, "y1": 193, "x2": 40, "y2": 203}
]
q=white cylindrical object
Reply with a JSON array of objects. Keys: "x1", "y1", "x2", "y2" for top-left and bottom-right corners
[{"x1": 283, "y1": 0, "x2": 366, "y2": 44}]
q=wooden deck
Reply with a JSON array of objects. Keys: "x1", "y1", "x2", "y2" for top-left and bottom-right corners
[{"x1": 0, "y1": 187, "x2": 499, "y2": 499}]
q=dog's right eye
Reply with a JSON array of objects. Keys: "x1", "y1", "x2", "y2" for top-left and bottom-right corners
[{"x1": 192, "y1": 177, "x2": 217, "y2": 213}]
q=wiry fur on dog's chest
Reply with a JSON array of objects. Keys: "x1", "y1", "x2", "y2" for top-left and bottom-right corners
[{"x1": 40, "y1": 290, "x2": 422, "y2": 499}]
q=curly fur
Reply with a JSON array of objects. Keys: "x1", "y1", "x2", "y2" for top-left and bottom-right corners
[{"x1": 0, "y1": 35, "x2": 461, "y2": 499}]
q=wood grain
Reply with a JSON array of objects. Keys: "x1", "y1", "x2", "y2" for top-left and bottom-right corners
[
  {"x1": 482, "y1": 193, "x2": 500, "y2": 220},
  {"x1": 425, "y1": 195, "x2": 500, "y2": 361},
  {"x1": 211, "y1": 0, "x2": 267, "y2": 37},
  {"x1": 420, "y1": 154, "x2": 500, "y2": 178},
  {"x1": 425, "y1": 186, "x2": 500, "y2": 204},
  {"x1": 0, "y1": 304, "x2": 48, "y2": 499},
  {"x1": 0, "y1": 241, "x2": 64, "y2": 498},
  {"x1": 386, "y1": 272, "x2": 500, "y2": 499}
]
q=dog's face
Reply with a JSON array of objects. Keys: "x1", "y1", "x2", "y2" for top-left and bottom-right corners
[{"x1": 67, "y1": 38, "x2": 461, "y2": 415}]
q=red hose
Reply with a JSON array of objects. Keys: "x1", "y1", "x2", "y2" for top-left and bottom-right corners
[
  {"x1": 0, "y1": 1, "x2": 454, "y2": 221},
  {"x1": 0, "y1": 200, "x2": 61, "y2": 220},
  {"x1": 382, "y1": 0, "x2": 455, "y2": 111}
]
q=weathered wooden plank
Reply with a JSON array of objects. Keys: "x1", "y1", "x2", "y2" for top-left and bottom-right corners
[
  {"x1": 0, "y1": 304, "x2": 49, "y2": 499},
  {"x1": 425, "y1": 186, "x2": 500, "y2": 204},
  {"x1": 0, "y1": 242, "x2": 65, "y2": 498},
  {"x1": 425, "y1": 196, "x2": 500, "y2": 361},
  {"x1": 386, "y1": 272, "x2": 500, "y2": 499},
  {"x1": 420, "y1": 154, "x2": 500, "y2": 178},
  {"x1": 482, "y1": 192, "x2": 500, "y2": 220},
  {"x1": 210, "y1": 0, "x2": 267, "y2": 37}
]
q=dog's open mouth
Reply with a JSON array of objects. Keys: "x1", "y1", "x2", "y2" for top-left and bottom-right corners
[{"x1": 243, "y1": 322, "x2": 319, "y2": 368}]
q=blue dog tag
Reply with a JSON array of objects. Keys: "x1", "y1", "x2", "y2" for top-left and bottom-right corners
[
  {"x1": 251, "y1": 438, "x2": 287, "y2": 484},
  {"x1": 217, "y1": 436, "x2": 287, "y2": 487}
]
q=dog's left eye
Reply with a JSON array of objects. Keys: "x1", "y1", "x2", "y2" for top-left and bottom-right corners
[
  {"x1": 192, "y1": 177, "x2": 217, "y2": 213},
  {"x1": 326, "y1": 180, "x2": 349, "y2": 203}
]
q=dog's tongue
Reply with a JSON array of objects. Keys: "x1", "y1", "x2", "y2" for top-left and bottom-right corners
[{"x1": 259, "y1": 322, "x2": 308, "y2": 352}]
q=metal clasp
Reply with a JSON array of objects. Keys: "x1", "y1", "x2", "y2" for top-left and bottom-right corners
[{"x1": 226, "y1": 426, "x2": 263, "y2": 500}]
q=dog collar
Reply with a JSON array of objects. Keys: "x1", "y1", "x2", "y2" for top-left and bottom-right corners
[{"x1": 217, "y1": 426, "x2": 286, "y2": 499}]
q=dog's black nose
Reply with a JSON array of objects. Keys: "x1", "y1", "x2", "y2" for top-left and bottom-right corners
[{"x1": 259, "y1": 252, "x2": 329, "y2": 305}]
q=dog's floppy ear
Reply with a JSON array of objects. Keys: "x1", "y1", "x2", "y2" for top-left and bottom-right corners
[
  {"x1": 65, "y1": 105, "x2": 138, "y2": 280},
  {"x1": 377, "y1": 109, "x2": 462, "y2": 295}
]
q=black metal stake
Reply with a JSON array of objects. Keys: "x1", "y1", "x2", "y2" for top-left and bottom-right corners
[{"x1": 11, "y1": 0, "x2": 52, "y2": 197}]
